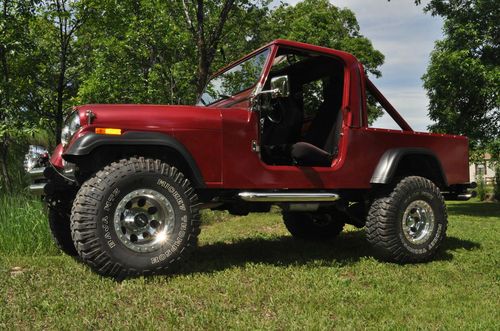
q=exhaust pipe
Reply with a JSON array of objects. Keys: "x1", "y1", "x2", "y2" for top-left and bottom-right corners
[
  {"x1": 443, "y1": 191, "x2": 477, "y2": 201},
  {"x1": 457, "y1": 192, "x2": 477, "y2": 200}
]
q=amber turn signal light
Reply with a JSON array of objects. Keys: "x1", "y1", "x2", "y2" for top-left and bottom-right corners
[{"x1": 95, "y1": 128, "x2": 122, "y2": 135}]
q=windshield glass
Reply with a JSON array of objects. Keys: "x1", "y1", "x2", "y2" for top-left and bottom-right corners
[{"x1": 198, "y1": 49, "x2": 270, "y2": 106}]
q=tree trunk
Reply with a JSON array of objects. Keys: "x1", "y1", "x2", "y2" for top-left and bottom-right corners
[
  {"x1": 55, "y1": 35, "x2": 67, "y2": 145},
  {"x1": 196, "y1": 50, "x2": 209, "y2": 98},
  {"x1": 55, "y1": 72, "x2": 64, "y2": 145},
  {"x1": 193, "y1": 0, "x2": 235, "y2": 98},
  {"x1": 0, "y1": 138, "x2": 11, "y2": 193},
  {"x1": 0, "y1": 3, "x2": 11, "y2": 193},
  {"x1": 195, "y1": 0, "x2": 207, "y2": 98}
]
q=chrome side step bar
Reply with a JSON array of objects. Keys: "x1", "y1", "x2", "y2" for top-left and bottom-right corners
[{"x1": 238, "y1": 192, "x2": 340, "y2": 202}]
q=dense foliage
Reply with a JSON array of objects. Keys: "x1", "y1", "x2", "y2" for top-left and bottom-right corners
[
  {"x1": 264, "y1": 0, "x2": 385, "y2": 122},
  {"x1": 422, "y1": 0, "x2": 499, "y2": 158}
]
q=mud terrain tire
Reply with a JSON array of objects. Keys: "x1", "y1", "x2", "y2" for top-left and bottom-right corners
[
  {"x1": 70, "y1": 157, "x2": 200, "y2": 278},
  {"x1": 366, "y1": 176, "x2": 447, "y2": 263}
]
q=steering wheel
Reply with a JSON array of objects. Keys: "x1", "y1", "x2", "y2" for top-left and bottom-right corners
[{"x1": 266, "y1": 99, "x2": 284, "y2": 124}]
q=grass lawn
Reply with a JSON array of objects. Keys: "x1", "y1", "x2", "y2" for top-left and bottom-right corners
[{"x1": 1, "y1": 197, "x2": 499, "y2": 330}]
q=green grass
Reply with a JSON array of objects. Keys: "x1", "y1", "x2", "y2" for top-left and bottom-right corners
[
  {"x1": 0, "y1": 197, "x2": 499, "y2": 330},
  {"x1": 0, "y1": 195, "x2": 59, "y2": 256}
]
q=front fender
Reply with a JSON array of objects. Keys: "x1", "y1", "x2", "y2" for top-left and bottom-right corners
[{"x1": 63, "y1": 131, "x2": 205, "y2": 188}]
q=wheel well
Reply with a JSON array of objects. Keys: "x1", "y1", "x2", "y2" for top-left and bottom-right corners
[
  {"x1": 393, "y1": 154, "x2": 447, "y2": 188},
  {"x1": 72, "y1": 145, "x2": 205, "y2": 188}
]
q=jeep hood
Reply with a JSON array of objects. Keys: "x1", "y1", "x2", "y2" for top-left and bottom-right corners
[{"x1": 75, "y1": 104, "x2": 223, "y2": 132}]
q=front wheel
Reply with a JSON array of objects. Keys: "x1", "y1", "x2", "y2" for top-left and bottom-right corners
[
  {"x1": 366, "y1": 176, "x2": 447, "y2": 263},
  {"x1": 71, "y1": 158, "x2": 201, "y2": 278}
]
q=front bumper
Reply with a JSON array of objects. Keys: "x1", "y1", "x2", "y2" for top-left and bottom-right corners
[
  {"x1": 25, "y1": 145, "x2": 50, "y2": 196},
  {"x1": 25, "y1": 145, "x2": 77, "y2": 196},
  {"x1": 28, "y1": 167, "x2": 48, "y2": 196},
  {"x1": 27, "y1": 165, "x2": 77, "y2": 196}
]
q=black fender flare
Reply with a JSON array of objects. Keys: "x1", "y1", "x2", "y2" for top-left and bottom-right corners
[
  {"x1": 63, "y1": 131, "x2": 205, "y2": 188},
  {"x1": 370, "y1": 147, "x2": 448, "y2": 187}
]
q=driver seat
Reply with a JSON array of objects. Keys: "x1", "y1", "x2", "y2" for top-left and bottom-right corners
[{"x1": 290, "y1": 86, "x2": 343, "y2": 167}]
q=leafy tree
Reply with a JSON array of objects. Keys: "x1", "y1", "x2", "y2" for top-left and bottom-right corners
[
  {"x1": 476, "y1": 172, "x2": 486, "y2": 201},
  {"x1": 266, "y1": 0, "x2": 384, "y2": 76},
  {"x1": 263, "y1": 0, "x2": 385, "y2": 122},
  {"x1": 77, "y1": 0, "x2": 270, "y2": 105},
  {"x1": 204, "y1": 1, "x2": 272, "y2": 76},
  {"x1": 29, "y1": 0, "x2": 90, "y2": 144},
  {"x1": 0, "y1": 0, "x2": 39, "y2": 192},
  {"x1": 421, "y1": 0, "x2": 499, "y2": 151},
  {"x1": 76, "y1": 0, "x2": 196, "y2": 105},
  {"x1": 178, "y1": 0, "x2": 271, "y2": 98},
  {"x1": 74, "y1": 0, "x2": 385, "y2": 110}
]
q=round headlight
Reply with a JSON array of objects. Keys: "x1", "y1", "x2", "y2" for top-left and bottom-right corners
[{"x1": 61, "y1": 111, "x2": 81, "y2": 147}]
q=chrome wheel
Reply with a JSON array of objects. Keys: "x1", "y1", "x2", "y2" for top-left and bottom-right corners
[
  {"x1": 402, "y1": 200, "x2": 435, "y2": 245},
  {"x1": 113, "y1": 189, "x2": 175, "y2": 253}
]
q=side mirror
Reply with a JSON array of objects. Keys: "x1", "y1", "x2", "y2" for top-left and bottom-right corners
[
  {"x1": 251, "y1": 75, "x2": 290, "y2": 112},
  {"x1": 255, "y1": 75, "x2": 290, "y2": 99},
  {"x1": 270, "y1": 75, "x2": 290, "y2": 98}
]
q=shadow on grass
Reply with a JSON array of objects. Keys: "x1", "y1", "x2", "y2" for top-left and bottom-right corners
[
  {"x1": 170, "y1": 231, "x2": 481, "y2": 277},
  {"x1": 447, "y1": 201, "x2": 500, "y2": 218}
]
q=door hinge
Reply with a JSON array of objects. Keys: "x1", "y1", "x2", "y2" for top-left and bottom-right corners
[
  {"x1": 86, "y1": 109, "x2": 96, "y2": 125},
  {"x1": 251, "y1": 140, "x2": 260, "y2": 153}
]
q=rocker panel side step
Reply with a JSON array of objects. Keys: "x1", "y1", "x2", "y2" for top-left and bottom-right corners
[{"x1": 238, "y1": 192, "x2": 340, "y2": 202}]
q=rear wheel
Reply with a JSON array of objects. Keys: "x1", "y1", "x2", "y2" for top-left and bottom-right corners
[
  {"x1": 283, "y1": 211, "x2": 345, "y2": 240},
  {"x1": 71, "y1": 157, "x2": 201, "y2": 278},
  {"x1": 366, "y1": 176, "x2": 447, "y2": 263}
]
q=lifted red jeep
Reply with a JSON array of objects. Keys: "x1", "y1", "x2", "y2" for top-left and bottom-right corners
[{"x1": 26, "y1": 40, "x2": 474, "y2": 277}]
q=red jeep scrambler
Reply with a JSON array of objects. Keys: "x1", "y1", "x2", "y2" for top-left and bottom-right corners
[{"x1": 25, "y1": 40, "x2": 474, "y2": 277}]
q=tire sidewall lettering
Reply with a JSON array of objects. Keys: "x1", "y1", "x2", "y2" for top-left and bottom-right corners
[
  {"x1": 101, "y1": 215, "x2": 116, "y2": 249},
  {"x1": 156, "y1": 179, "x2": 186, "y2": 211}
]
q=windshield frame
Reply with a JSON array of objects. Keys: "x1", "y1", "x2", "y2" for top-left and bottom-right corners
[{"x1": 197, "y1": 47, "x2": 271, "y2": 107}]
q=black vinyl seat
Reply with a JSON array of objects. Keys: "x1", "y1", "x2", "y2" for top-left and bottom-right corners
[
  {"x1": 290, "y1": 84, "x2": 343, "y2": 167},
  {"x1": 290, "y1": 141, "x2": 333, "y2": 166},
  {"x1": 291, "y1": 108, "x2": 342, "y2": 166}
]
